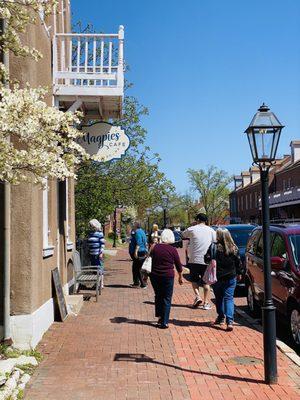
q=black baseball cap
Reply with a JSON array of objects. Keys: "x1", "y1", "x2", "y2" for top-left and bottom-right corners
[{"x1": 196, "y1": 213, "x2": 208, "y2": 223}]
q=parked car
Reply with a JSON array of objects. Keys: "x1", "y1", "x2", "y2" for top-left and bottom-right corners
[
  {"x1": 214, "y1": 224, "x2": 256, "y2": 288},
  {"x1": 245, "y1": 224, "x2": 300, "y2": 348}
]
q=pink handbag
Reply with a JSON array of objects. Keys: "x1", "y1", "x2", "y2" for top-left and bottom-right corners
[{"x1": 203, "y1": 259, "x2": 217, "y2": 285}]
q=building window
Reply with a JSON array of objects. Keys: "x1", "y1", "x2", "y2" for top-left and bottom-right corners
[
  {"x1": 255, "y1": 192, "x2": 258, "y2": 207},
  {"x1": 43, "y1": 179, "x2": 55, "y2": 258},
  {"x1": 283, "y1": 179, "x2": 286, "y2": 190}
]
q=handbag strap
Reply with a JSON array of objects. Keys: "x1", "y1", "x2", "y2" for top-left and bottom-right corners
[{"x1": 211, "y1": 243, "x2": 217, "y2": 260}]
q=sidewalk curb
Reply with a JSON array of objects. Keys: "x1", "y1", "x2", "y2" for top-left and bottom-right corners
[{"x1": 236, "y1": 307, "x2": 300, "y2": 368}]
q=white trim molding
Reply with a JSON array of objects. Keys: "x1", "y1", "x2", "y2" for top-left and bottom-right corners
[
  {"x1": 43, "y1": 179, "x2": 55, "y2": 258},
  {"x1": 66, "y1": 241, "x2": 74, "y2": 251},
  {"x1": 10, "y1": 298, "x2": 54, "y2": 350},
  {"x1": 43, "y1": 245, "x2": 55, "y2": 258}
]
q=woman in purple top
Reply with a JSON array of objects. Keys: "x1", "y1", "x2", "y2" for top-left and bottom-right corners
[{"x1": 150, "y1": 229, "x2": 183, "y2": 329}]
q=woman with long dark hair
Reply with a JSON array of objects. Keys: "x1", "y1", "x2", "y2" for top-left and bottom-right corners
[{"x1": 205, "y1": 228, "x2": 242, "y2": 331}]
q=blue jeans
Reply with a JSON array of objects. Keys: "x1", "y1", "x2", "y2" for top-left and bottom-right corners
[
  {"x1": 150, "y1": 275, "x2": 174, "y2": 326},
  {"x1": 90, "y1": 255, "x2": 104, "y2": 270},
  {"x1": 212, "y1": 278, "x2": 237, "y2": 324}
]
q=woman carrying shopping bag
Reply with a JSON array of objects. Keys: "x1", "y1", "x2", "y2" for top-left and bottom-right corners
[
  {"x1": 205, "y1": 228, "x2": 242, "y2": 331},
  {"x1": 150, "y1": 229, "x2": 183, "y2": 329}
]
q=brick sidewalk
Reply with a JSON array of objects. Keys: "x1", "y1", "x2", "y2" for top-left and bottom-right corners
[{"x1": 25, "y1": 249, "x2": 300, "y2": 400}]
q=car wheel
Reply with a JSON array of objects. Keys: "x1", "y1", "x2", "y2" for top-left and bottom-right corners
[
  {"x1": 247, "y1": 284, "x2": 260, "y2": 317},
  {"x1": 289, "y1": 306, "x2": 300, "y2": 349}
]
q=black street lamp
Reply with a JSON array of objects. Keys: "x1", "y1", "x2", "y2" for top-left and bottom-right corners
[
  {"x1": 113, "y1": 204, "x2": 123, "y2": 248},
  {"x1": 113, "y1": 206, "x2": 117, "y2": 248},
  {"x1": 161, "y1": 195, "x2": 169, "y2": 228},
  {"x1": 146, "y1": 208, "x2": 151, "y2": 239},
  {"x1": 245, "y1": 103, "x2": 284, "y2": 384}
]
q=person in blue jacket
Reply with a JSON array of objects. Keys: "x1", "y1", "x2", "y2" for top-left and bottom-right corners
[
  {"x1": 130, "y1": 221, "x2": 148, "y2": 288},
  {"x1": 87, "y1": 219, "x2": 105, "y2": 267},
  {"x1": 129, "y1": 229, "x2": 136, "y2": 260}
]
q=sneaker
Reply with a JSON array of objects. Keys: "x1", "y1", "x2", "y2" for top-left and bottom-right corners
[
  {"x1": 226, "y1": 323, "x2": 234, "y2": 331},
  {"x1": 130, "y1": 283, "x2": 139, "y2": 288},
  {"x1": 201, "y1": 303, "x2": 212, "y2": 310},
  {"x1": 192, "y1": 297, "x2": 202, "y2": 308},
  {"x1": 158, "y1": 324, "x2": 169, "y2": 329},
  {"x1": 213, "y1": 317, "x2": 225, "y2": 325},
  {"x1": 141, "y1": 285, "x2": 148, "y2": 289}
]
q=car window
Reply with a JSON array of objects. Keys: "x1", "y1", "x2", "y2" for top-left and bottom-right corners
[
  {"x1": 256, "y1": 234, "x2": 264, "y2": 258},
  {"x1": 271, "y1": 234, "x2": 287, "y2": 259},
  {"x1": 289, "y1": 234, "x2": 300, "y2": 268},
  {"x1": 247, "y1": 230, "x2": 261, "y2": 254},
  {"x1": 227, "y1": 229, "x2": 254, "y2": 247}
]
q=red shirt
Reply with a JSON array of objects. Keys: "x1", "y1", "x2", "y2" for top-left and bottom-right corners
[{"x1": 151, "y1": 244, "x2": 182, "y2": 278}]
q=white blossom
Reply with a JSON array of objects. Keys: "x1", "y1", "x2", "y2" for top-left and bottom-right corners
[
  {"x1": 0, "y1": 1, "x2": 58, "y2": 71},
  {"x1": 0, "y1": 1, "x2": 91, "y2": 185},
  {"x1": 0, "y1": 86, "x2": 89, "y2": 184}
]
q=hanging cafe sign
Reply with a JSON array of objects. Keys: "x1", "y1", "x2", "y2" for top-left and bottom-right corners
[{"x1": 77, "y1": 121, "x2": 130, "y2": 162}]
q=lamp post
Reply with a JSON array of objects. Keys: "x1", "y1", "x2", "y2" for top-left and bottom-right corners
[
  {"x1": 113, "y1": 204, "x2": 123, "y2": 248},
  {"x1": 161, "y1": 195, "x2": 169, "y2": 228},
  {"x1": 146, "y1": 208, "x2": 151, "y2": 239},
  {"x1": 245, "y1": 103, "x2": 284, "y2": 384},
  {"x1": 113, "y1": 206, "x2": 117, "y2": 248}
]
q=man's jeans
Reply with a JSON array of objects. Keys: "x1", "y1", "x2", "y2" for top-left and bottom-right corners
[
  {"x1": 132, "y1": 252, "x2": 147, "y2": 286},
  {"x1": 150, "y1": 275, "x2": 174, "y2": 326},
  {"x1": 212, "y1": 277, "x2": 237, "y2": 324}
]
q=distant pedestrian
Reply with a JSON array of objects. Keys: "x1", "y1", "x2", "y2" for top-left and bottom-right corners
[
  {"x1": 182, "y1": 213, "x2": 216, "y2": 310},
  {"x1": 129, "y1": 229, "x2": 136, "y2": 260},
  {"x1": 87, "y1": 219, "x2": 105, "y2": 267},
  {"x1": 150, "y1": 223, "x2": 160, "y2": 246},
  {"x1": 130, "y1": 221, "x2": 148, "y2": 288},
  {"x1": 87, "y1": 219, "x2": 105, "y2": 288},
  {"x1": 205, "y1": 228, "x2": 242, "y2": 331},
  {"x1": 150, "y1": 229, "x2": 183, "y2": 329}
]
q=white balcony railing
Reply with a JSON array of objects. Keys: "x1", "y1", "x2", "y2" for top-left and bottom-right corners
[{"x1": 53, "y1": 26, "x2": 124, "y2": 97}]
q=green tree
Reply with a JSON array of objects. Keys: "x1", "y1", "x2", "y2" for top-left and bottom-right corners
[
  {"x1": 75, "y1": 95, "x2": 174, "y2": 237},
  {"x1": 187, "y1": 166, "x2": 231, "y2": 224},
  {"x1": 73, "y1": 23, "x2": 175, "y2": 237}
]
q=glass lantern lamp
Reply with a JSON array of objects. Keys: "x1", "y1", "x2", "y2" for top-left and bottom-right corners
[{"x1": 245, "y1": 103, "x2": 284, "y2": 166}]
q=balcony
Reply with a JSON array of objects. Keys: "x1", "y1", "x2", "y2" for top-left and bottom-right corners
[
  {"x1": 53, "y1": 26, "x2": 124, "y2": 120},
  {"x1": 269, "y1": 186, "x2": 300, "y2": 209}
]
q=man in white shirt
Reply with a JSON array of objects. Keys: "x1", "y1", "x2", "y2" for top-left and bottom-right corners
[{"x1": 182, "y1": 213, "x2": 216, "y2": 310}]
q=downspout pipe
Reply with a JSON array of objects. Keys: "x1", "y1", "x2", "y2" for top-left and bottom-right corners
[{"x1": 0, "y1": 18, "x2": 11, "y2": 343}]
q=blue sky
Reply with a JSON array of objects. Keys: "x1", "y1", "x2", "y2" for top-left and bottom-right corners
[{"x1": 72, "y1": 0, "x2": 300, "y2": 193}]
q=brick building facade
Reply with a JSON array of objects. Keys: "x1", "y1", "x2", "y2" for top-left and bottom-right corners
[{"x1": 229, "y1": 141, "x2": 300, "y2": 224}]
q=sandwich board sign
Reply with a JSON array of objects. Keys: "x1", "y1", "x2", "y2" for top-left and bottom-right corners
[
  {"x1": 77, "y1": 121, "x2": 130, "y2": 162},
  {"x1": 52, "y1": 268, "x2": 68, "y2": 322}
]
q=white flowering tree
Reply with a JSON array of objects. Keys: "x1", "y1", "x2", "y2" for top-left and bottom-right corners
[
  {"x1": 0, "y1": 0, "x2": 89, "y2": 184},
  {"x1": 0, "y1": 86, "x2": 87, "y2": 183}
]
